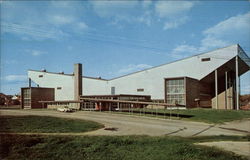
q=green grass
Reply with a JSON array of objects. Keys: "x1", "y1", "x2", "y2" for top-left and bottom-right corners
[
  {"x1": 109, "y1": 108, "x2": 250, "y2": 124},
  {"x1": 0, "y1": 134, "x2": 248, "y2": 160},
  {"x1": 0, "y1": 116, "x2": 104, "y2": 133}
]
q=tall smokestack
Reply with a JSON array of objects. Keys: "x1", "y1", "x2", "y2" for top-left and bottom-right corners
[{"x1": 74, "y1": 63, "x2": 82, "y2": 100}]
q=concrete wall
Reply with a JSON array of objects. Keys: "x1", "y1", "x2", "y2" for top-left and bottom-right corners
[
  {"x1": 28, "y1": 45, "x2": 239, "y2": 103},
  {"x1": 109, "y1": 45, "x2": 237, "y2": 99},
  {"x1": 83, "y1": 78, "x2": 109, "y2": 95},
  {"x1": 28, "y1": 70, "x2": 110, "y2": 100},
  {"x1": 28, "y1": 71, "x2": 74, "y2": 101},
  {"x1": 212, "y1": 87, "x2": 234, "y2": 109}
]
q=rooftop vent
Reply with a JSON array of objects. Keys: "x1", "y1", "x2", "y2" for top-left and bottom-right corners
[{"x1": 201, "y1": 58, "x2": 211, "y2": 62}]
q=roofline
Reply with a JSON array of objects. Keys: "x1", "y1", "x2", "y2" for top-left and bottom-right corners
[
  {"x1": 28, "y1": 69, "x2": 108, "y2": 81},
  {"x1": 109, "y1": 44, "x2": 238, "y2": 81},
  {"x1": 81, "y1": 94, "x2": 151, "y2": 97},
  {"x1": 28, "y1": 44, "x2": 246, "y2": 82}
]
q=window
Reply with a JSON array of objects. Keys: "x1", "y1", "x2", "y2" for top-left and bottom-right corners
[
  {"x1": 137, "y1": 88, "x2": 144, "y2": 92},
  {"x1": 23, "y1": 99, "x2": 31, "y2": 106},
  {"x1": 23, "y1": 89, "x2": 31, "y2": 99},
  {"x1": 57, "y1": 87, "x2": 62, "y2": 90},
  {"x1": 201, "y1": 58, "x2": 211, "y2": 62},
  {"x1": 39, "y1": 75, "x2": 43, "y2": 78},
  {"x1": 111, "y1": 87, "x2": 115, "y2": 95},
  {"x1": 166, "y1": 79, "x2": 185, "y2": 105}
]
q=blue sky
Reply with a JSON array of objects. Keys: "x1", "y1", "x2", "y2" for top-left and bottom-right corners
[{"x1": 0, "y1": 0, "x2": 250, "y2": 95}]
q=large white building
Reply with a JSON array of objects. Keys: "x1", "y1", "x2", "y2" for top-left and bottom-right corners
[{"x1": 25, "y1": 44, "x2": 249, "y2": 109}]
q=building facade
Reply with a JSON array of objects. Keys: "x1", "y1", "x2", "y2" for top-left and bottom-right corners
[{"x1": 26, "y1": 44, "x2": 250, "y2": 109}]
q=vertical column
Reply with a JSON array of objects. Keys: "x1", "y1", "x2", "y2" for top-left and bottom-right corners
[
  {"x1": 74, "y1": 63, "x2": 82, "y2": 110},
  {"x1": 215, "y1": 69, "x2": 218, "y2": 109},
  {"x1": 225, "y1": 71, "x2": 227, "y2": 109},
  {"x1": 235, "y1": 56, "x2": 239, "y2": 110},
  {"x1": 29, "y1": 78, "x2": 31, "y2": 87},
  {"x1": 74, "y1": 63, "x2": 82, "y2": 101}
]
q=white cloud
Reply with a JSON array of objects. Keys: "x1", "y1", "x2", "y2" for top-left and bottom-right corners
[
  {"x1": 201, "y1": 11, "x2": 250, "y2": 51},
  {"x1": 25, "y1": 49, "x2": 47, "y2": 56},
  {"x1": 1, "y1": 22, "x2": 66, "y2": 40},
  {"x1": 77, "y1": 22, "x2": 88, "y2": 30},
  {"x1": 49, "y1": 15, "x2": 75, "y2": 25},
  {"x1": 4, "y1": 60, "x2": 18, "y2": 64},
  {"x1": 170, "y1": 11, "x2": 250, "y2": 59},
  {"x1": 1, "y1": 1, "x2": 87, "y2": 40},
  {"x1": 142, "y1": 0, "x2": 152, "y2": 8},
  {"x1": 203, "y1": 12, "x2": 250, "y2": 37},
  {"x1": 155, "y1": 1, "x2": 195, "y2": 18},
  {"x1": 199, "y1": 36, "x2": 230, "y2": 52},
  {"x1": 155, "y1": 1, "x2": 195, "y2": 30},
  {"x1": 170, "y1": 44, "x2": 199, "y2": 59},
  {"x1": 5, "y1": 75, "x2": 27, "y2": 82},
  {"x1": 118, "y1": 64, "x2": 153, "y2": 74},
  {"x1": 91, "y1": 1, "x2": 138, "y2": 18},
  {"x1": 137, "y1": 11, "x2": 152, "y2": 26},
  {"x1": 91, "y1": 1, "x2": 153, "y2": 27},
  {"x1": 163, "y1": 16, "x2": 189, "y2": 30}
]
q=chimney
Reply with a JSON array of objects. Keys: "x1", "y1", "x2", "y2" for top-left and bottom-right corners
[{"x1": 74, "y1": 63, "x2": 82, "y2": 100}]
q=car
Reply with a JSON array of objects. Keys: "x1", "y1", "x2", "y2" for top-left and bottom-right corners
[{"x1": 57, "y1": 106, "x2": 73, "y2": 112}]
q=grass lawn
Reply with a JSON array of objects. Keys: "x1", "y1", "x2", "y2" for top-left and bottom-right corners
[
  {"x1": 0, "y1": 134, "x2": 249, "y2": 160},
  {"x1": 109, "y1": 108, "x2": 250, "y2": 124},
  {"x1": 0, "y1": 116, "x2": 104, "y2": 133}
]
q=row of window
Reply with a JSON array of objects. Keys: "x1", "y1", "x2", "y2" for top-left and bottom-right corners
[
  {"x1": 166, "y1": 79, "x2": 185, "y2": 105},
  {"x1": 167, "y1": 79, "x2": 184, "y2": 86},
  {"x1": 22, "y1": 89, "x2": 31, "y2": 98},
  {"x1": 166, "y1": 86, "x2": 184, "y2": 94}
]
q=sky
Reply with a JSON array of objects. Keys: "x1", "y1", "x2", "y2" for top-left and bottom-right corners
[{"x1": 0, "y1": 0, "x2": 250, "y2": 95}]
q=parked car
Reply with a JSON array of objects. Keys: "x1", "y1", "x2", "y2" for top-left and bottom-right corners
[{"x1": 57, "y1": 106, "x2": 73, "y2": 112}]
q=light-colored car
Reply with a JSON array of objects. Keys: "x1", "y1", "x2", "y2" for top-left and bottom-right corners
[{"x1": 57, "y1": 106, "x2": 73, "y2": 112}]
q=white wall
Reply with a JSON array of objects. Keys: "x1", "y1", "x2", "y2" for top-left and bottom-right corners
[
  {"x1": 28, "y1": 71, "x2": 74, "y2": 100},
  {"x1": 109, "y1": 45, "x2": 238, "y2": 99},
  {"x1": 28, "y1": 71, "x2": 111, "y2": 100},
  {"x1": 28, "y1": 45, "x2": 239, "y2": 100},
  {"x1": 83, "y1": 78, "x2": 110, "y2": 95}
]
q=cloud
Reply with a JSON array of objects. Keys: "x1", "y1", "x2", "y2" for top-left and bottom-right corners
[
  {"x1": 77, "y1": 22, "x2": 88, "y2": 30},
  {"x1": 203, "y1": 12, "x2": 250, "y2": 37},
  {"x1": 170, "y1": 11, "x2": 250, "y2": 59},
  {"x1": 1, "y1": 1, "x2": 88, "y2": 40},
  {"x1": 142, "y1": 0, "x2": 152, "y2": 8},
  {"x1": 170, "y1": 44, "x2": 199, "y2": 59},
  {"x1": 163, "y1": 16, "x2": 189, "y2": 30},
  {"x1": 4, "y1": 60, "x2": 18, "y2": 64},
  {"x1": 91, "y1": 1, "x2": 138, "y2": 18},
  {"x1": 199, "y1": 36, "x2": 230, "y2": 52},
  {"x1": 4, "y1": 75, "x2": 27, "y2": 82},
  {"x1": 25, "y1": 49, "x2": 47, "y2": 56},
  {"x1": 137, "y1": 11, "x2": 152, "y2": 26},
  {"x1": 155, "y1": 1, "x2": 195, "y2": 18},
  {"x1": 155, "y1": 1, "x2": 195, "y2": 30},
  {"x1": 49, "y1": 15, "x2": 75, "y2": 25},
  {"x1": 200, "y1": 11, "x2": 250, "y2": 51},
  {"x1": 91, "y1": 1, "x2": 153, "y2": 27},
  {"x1": 118, "y1": 64, "x2": 153, "y2": 75},
  {"x1": 1, "y1": 22, "x2": 66, "y2": 40}
]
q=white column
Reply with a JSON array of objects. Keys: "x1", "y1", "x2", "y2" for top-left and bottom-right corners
[
  {"x1": 225, "y1": 71, "x2": 227, "y2": 109},
  {"x1": 236, "y1": 56, "x2": 239, "y2": 110},
  {"x1": 215, "y1": 69, "x2": 218, "y2": 109}
]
